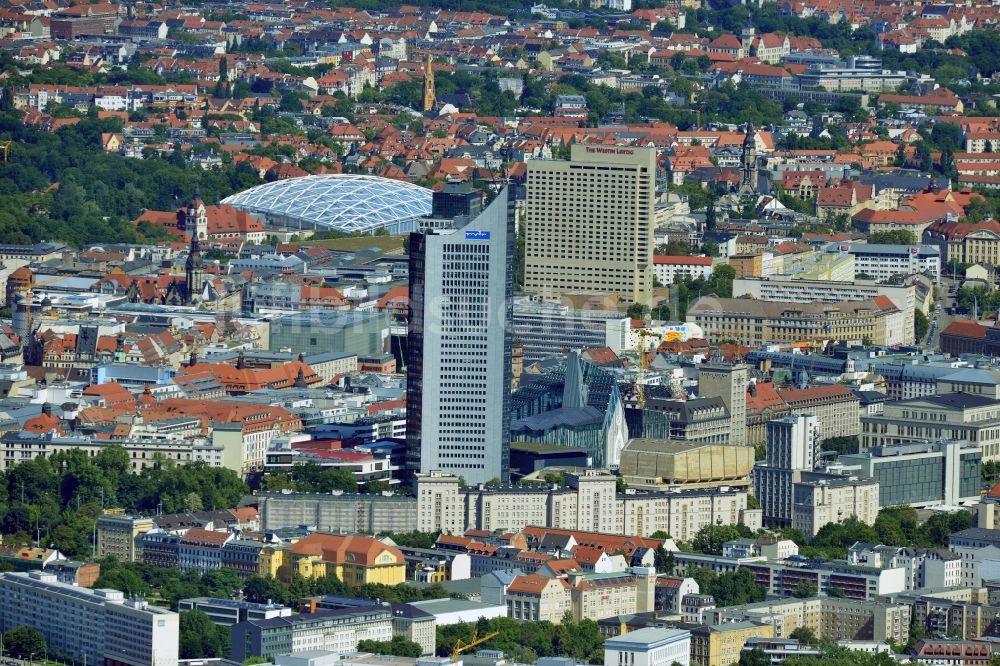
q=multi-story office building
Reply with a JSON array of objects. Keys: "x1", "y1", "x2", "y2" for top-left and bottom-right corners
[
  {"x1": 178, "y1": 528, "x2": 234, "y2": 574},
  {"x1": 643, "y1": 396, "x2": 732, "y2": 444},
  {"x1": 653, "y1": 256, "x2": 713, "y2": 286},
  {"x1": 847, "y1": 544, "x2": 962, "y2": 590},
  {"x1": 791, "y1": 473, "x2": 879, "y2": 536},
  {"x1": 838, "y1": 440, "x2": 981, "y2": 508},
  {"x1": 406, "y1": 189, "x2": 513, "y2": 485},
  {"x1": 96, "y1": 514, "x2": 154, "y2": 562},
  {"x1": 949, "y1": 528, "x2": 1000, "y2": 587},
  {"x1": 924, "y1": 218, "x2": 1000, "y2": 268},
  {"x1": 266, "y1": 310, "x2": 388, "y2": 358},
  {"x1": 231, "y1": 606, "x2": 394, "y2": 662},
  {"x1": 732, "y1": 278, "x2": 918, "y2": 344},
  {"x1": 753, "y1": 416, "x2": 821, "y2": 527},
  {"x1": 698, "y1": 360, "x2": 748, "y2": 448},
  {"x1": 178, "y1": 597, "x2": 291, "y2": 626},
  {"x1": 512, "y1": 298, "x2": 631, "y2": 364},
  {"x1": 0, "y1": 571, "x2": 179, "y2": 666},
  {"x1": 860, "y1": 393, "x2": 1000, "y2": 462},
  {"x1": 686, "y1": 297, "x2": 904, "y2": 347},
  {"x1": 525, "y1": 145, "x2": 657, "y2": 303},
  {"x1": 831, "y1": 243, "x2": 941, "y2": 283},
  {"x1": 139, "y1": 531, "x2": 181, "y2": 569},
  {"x1": 673, "y1": 553, "x2": 905, "y2": 601}
]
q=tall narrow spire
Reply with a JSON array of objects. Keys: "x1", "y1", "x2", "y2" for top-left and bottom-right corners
[{"x1": 422, "y1": 53, "x2": 435, "y2": 114}]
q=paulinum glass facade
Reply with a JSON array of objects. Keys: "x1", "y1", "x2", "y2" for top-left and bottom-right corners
[
  {"x1": 267, "y1": 310, "x2": 388, "y2": 357},
  {"x1": 222, "y1": 174, "x2": 433, "y2": 234}
]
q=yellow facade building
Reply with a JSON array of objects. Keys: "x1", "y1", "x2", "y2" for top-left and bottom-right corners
[
  {"x1": 690, "y1": 621, "x2": 775, "y2": 666},
  {"x1": 263, "y1": 533, "x2": 405, "y2": 586}
]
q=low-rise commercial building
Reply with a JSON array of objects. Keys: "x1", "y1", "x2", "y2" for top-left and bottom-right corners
[
  {"x1": 232, "y1": 607, "x2": 394, "y2": 662},
  {"x1": 605, "y1": 627, "x2": 692, "y2": 666},
  {"x1": 838, "y1": 440, "x2": 981, "y2": 508},
  {"x1": 741, "y1": 637, "x2": 820, "y2": 664},
  {"x1": 178, "y1": 597, "x2": 292, "y2": 626}
]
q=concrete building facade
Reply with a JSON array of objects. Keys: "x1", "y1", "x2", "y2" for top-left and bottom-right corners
[
  {"x1": 0, "y1": 571, "x2": 178, "y2": 666},
  {"x1": 525, "y1": 145, "x2": 657, "y2": 303}
]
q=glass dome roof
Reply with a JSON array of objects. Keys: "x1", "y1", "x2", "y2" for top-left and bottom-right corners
[{"x1": 222, "y1": 174, "x2": 433, "y2": 234}]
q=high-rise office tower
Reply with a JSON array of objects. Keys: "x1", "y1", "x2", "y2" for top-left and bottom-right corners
[
  {"x1": 753, "y1": 414, "x2": 821, "y2": 526},
  {"x1": 765, "y1": 414, "x2": 821, "y2": 472},
  {"x1": 406, "y1": 189, "x2": 514, "y2": 485},
  {"x1": 698, "y1": 358, "x2": 749, "y2": 447},
  {"x1": 524, "y1": 145, "x2": 657, "y2": 304}
]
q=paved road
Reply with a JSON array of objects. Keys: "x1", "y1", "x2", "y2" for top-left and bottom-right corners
[{"x1": 928, "y1": 278, "x2": 959, "y2": 350}]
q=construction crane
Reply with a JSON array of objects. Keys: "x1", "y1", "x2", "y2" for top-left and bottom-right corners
[
  {"x1": 0, "y1": 140, "x2": 10, "y2": 161},
  {"x1": 451, "y1": 631, "x2": 498, "y2": 662},
  {"x1": 635, "y1": 328, "x2": 661, "y2": 409}
]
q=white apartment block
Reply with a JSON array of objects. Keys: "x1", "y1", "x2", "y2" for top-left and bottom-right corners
[
  {"x1": 832, "y1": 243, "x2": 941, "y2": 283},
  {"x1": 0, "y1": 571, "x2": 178, "y2": 666},
  {"x1": 653, "y1": 256, "x2": 713, "y2": 286},
  {"x1": 847, "y1": 544, "x2": 962, "y2": 590}
]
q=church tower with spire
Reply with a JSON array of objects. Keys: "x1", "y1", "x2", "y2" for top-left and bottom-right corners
[
  {"x1": 738, "y1": 122, "x2": 759, "y2": 196},
  {"x1": 422, "y1": 54, "x2": 435, "y2": 114},
  {"x1": 184, "y1": 194, "x2": 206, "y2": 305}
]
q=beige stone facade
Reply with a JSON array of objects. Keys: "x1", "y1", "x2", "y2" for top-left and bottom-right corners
[
  {"x1": 96, "y1": 515, "x2": 155, "y2": 562},
  {"x1": 792, "y1": 475, "x2": 880, "y2": 536},
  {"x1": 709, "y1": 597, "x2": 909, "y2": 644},
  {"x1": 686, "y1": 297, "x2": 902, "y2": 347},
  {"x1": 415, "y1": 471, "x2": 761, "y2": 538}
]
